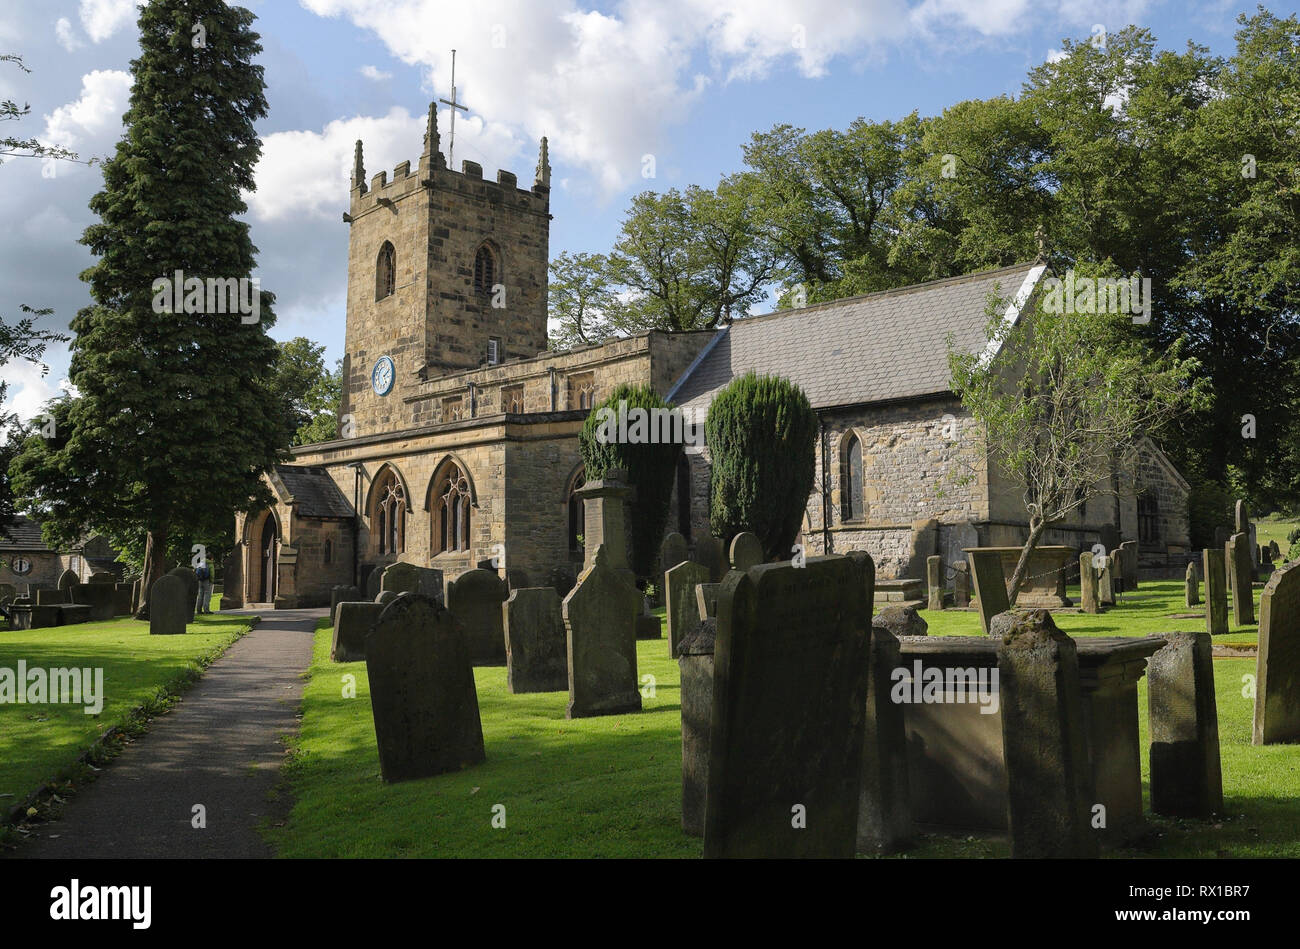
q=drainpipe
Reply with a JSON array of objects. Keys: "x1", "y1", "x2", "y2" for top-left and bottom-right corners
[
  {"x1": 819, "y1": 413, "x2": 830, "y2": 555},
  {"x1": 349, "y1": 461, "x2": 364, "y2": 588}
]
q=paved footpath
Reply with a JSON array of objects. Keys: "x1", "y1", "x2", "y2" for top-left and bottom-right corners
[{"x1": 13, "y1": 607, "x2": 323, "y2": 860}]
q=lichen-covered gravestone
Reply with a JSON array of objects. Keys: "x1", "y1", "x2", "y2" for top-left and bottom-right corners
[
  {"x1": 1078, "y1": 553, "x2": 1099, "y2": 614},
  {"x1": 1148, "y1": 632, "x2": 1222, "y2": 817},
  {"x1": 332, "y1": 601, "x2": 384, "y2": 662},
  {"x1": 167, "y1": 566, "x2": 199, "y2": 623},
  {"x1": 926, "y1": 556, "x2": 943, "y2": 611},
  {"x1": 678, "y1": 616, "x2": 716, "y2": 837},
  {"x1": 365, "y1": 594, "x2": 485, "y2": 782},
  {"x1": 1229, "y1": 532, "x2": 1255, "y2": 626},
  {"x1": 1203, "y1": 548, "x2": 1228, "y2": 636},
  {"x1": 1253, "y1": 560, "x2": 1300, "y2": 745},
  {"x1": 1098, "y1": 554, "x2": 1116, "y2": 606},
  {"x1": 563, "y1": 545, "x2": 642, "y2": 719},
  {"x1": 330, "y1": 584, "x2": 362, "y2": 625},
  {"x1": 1185, "y1": 562, "x2": 1200, "y2": 607},
  {"x1": 447, "y1": 568, "x2": 510, "y2": 666},
  {"x1": 661, "y1": 532, "x2": 689, "y2": 575},
  {"x1": 666, "y1": 560, "x2": 710, "y2": 658},
  {"x1": 148, "y1": 575, "x2": 187, "y2": 636},
  {"x1": 381, "y1": 561, "x2": 444, "y2": 601},
  {"x1": 504, "y1": 587, "x2": 568, "y2": 693},
  {"x1": 703, "y1": 555, "x2": 872, "y2": 859},
  {"x1": 728, "y1": 532, "x2": 763, "y2": 572},
  {"x1": 965, "y1": 549, "x2": 1010, "y2": 636}
]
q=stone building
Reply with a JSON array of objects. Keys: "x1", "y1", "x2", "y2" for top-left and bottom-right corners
[
  {"x1": 0, "y1": 515, "x2": 121, "y2": 593},
  {"x1": 228, "y1": 107, "x2": 1190, "y2": 608}
]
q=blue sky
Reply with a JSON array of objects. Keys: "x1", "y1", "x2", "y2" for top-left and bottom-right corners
[{"x1": 0, "y1": 0, "x2": 1269, "y2": 422}]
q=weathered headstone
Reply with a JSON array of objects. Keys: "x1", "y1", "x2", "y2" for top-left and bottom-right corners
[
  {"x1": 447, "y1": 568, "x2": 510, "y2": 666},
  {"x1": 1269, "y1": 540, "x2": 1281, "y2": 562},
  {"x1": 167, "y1": 566, "x2": 199, "y2": 623},
  {"x1": 376, "y1": 590, "x2": 398, "y2": 605},
  {"x1": 661, "y1": 532, "x2": 689, "y2": 575},
  {"x1": 635, "y1": 599, "x2": 662, "y2": 640},
  {"x1": 381, "y1": 561, "x2": 444, "y2": 601},
  {"x1": 994, "y1": 610, "x2": 1097, "y2": 858},
  {"x1": 1253, "y1": 560, "x2": 1300, "y2": 745},
  {"x1": 148, "y1": 575, "x2": 187, "y2": 636},
  {"x1": 859, "y1": 595, "x2": 912, "y2": 854},
  {"x1": 504, "y1": 587, "x2": 568, "y2": 693},
  {"x1": 219, "y1": 550, "x2": 243, "y2": 611},
  {"x1": 1229, "y1": 532, "x2": 1255, "y2": 626},
  {"x1": 1119, "y1": 540, "x2": 1139, "y2": 590},
  {"x1": 563, "y1": 545, "x2": 642, "y2": 719},
  {"x1": 666, "y1": 560, "x2": 710, "y2": 658},
  {"x1": 576, "y1": 468, "x2": 634, "y2": 585},
  {"x1": 1078, "y1": 553, "x2": 1099, "y2": 614},
  {"x1": 966, "y1": 549, "x2": 1010, "y2": 636},
  {"x1": 1213, "y1": 525, "x2": 1228, "y2": 550},
  {"x1": 1224, "y1": 538, "x2": 1233, "y2": 592},
  {"x1": 1261, "y1": 544, "x2": 1273, "y2": 567},
  {"x1": 695, "y1": 534, "x2": 726, "y2": 583},
  {"x1": 35, "y1": 588, "x2": 65, "y2": 606},
  {"x1": 1185, "y1": 561, "x2": 1200, "y2": 607},
  {"x1": 332, "y1": 601, "x2": 384, "y2": 662},
  {"x1": 1204, "y1": 548, "x2": 1228, "y2": 636},
  {"x1": 113, "y1": 582, "x2": 133, "y2": 616},
  {"x1": 330, "y1": 584, "x2": 362, "y2": 625},
  {"x1": 1235, "y1": 498, "x2": 1250, "y2": 536},
  {"x1": 1109, "y1": 548, "x2": 1124, "y2": 597},
  {"x1": 728, "y1": 532, "x2": 763, "y2": 572},
  {"x1": 366, "y1": 593, "x2": 485, "y2": 782},
  {"x1": 678, "y1": 617, "x2": 716, "y2": 837},
  {"x1": 364, "y1": 564, "x2": 383, "y2": 600},
  {"x1": 1148, "y1": 632, "x2": 1222, "y2": 817},
  {"x1": 926, "y1": 555, "x2": 943, "y2": 611},
  {"x1": 952, "y1": 561, "x2": 970, "y2": 607},
  {"x1": 695, "y1": 582, "x2": 719, "y2": 621},
  {"x1": 703, "y1": 556, "x2": 872, "y2": 859},
  {"x1": 71, "y1": 582, "x2": 116, "y2": 622},
  {"x1": 872, "y1": 605, "x2": 927, "y2": 638}
]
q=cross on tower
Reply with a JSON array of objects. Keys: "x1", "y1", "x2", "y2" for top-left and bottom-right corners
[{"x1": 439, "y1": 49, "x2": 469, "y2": 169}]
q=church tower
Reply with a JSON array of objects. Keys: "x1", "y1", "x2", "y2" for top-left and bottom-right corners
[{"x1": 340, "y1": 104, "x2": 552, "y2": 436}]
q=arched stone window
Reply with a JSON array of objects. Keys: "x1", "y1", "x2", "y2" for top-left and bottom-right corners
[
  {"x1": 433, "y1": 461, "x2": 473, "y2": 553},
  {"x1": 323, "y1": 539, "x2": 332, "y2": 565},
  {"x1": 376, "y1": 241, "x2": 396, "y2": 300},
  {"x1": 566, "y1": 467, "x2": 586, "y2": 553},
  {"x1": 473, "y1": 243, "x2": 497, "y2": 293},
  {"x1": 840, "y1": 431, "x2": 864, "y2": 522},
  {"x1": 372, "y1": 468, "x2": 406, "y2": 555}
]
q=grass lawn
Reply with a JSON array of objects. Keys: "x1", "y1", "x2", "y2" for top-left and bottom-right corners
[
  {"x1": 0, "y1": 606, "x2": 253, "y2": 824},
  {"x1": 270, "y1": 578, "x2": 1299, "y2": 858},
  {"x1": 1256, "y1": 513, "x2": 1300, "y2": 559}
]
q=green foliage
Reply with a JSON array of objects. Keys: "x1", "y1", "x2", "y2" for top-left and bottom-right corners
[
  {"x1": 270, "y1": 338, "x2": 341, "y2": 446},
  {"x1": 578, "y1": 384, "x2": 682, "y2": 581},
  {"x1": 705, "y1": 372, "x2": 816, "y2": 559},
  {"x1": 1, "y1": 54, "x2": 85, "y2": 166}
]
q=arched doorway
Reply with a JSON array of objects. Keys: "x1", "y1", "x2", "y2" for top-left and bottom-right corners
[{"x1": 259, "y1": 513, "x2": 278, "y2": 603}]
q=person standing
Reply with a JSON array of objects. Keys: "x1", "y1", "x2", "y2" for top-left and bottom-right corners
[{"x1": 195, "y1": 560, "x2": 214, "y2": 615}]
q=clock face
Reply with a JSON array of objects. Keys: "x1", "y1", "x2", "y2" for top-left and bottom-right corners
[{"x1": 371, "y1": 356, "x2": 395, "y2": 396}]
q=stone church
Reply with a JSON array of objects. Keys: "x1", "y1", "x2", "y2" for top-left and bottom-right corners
[{"x1": 225, "y1": 103, "x2": 1190, "y2": 609}]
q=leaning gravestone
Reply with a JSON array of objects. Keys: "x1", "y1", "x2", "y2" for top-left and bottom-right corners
[
  {"x1": 332, "y1": 601, "x2": 385, "y2": 662},
  {"x1": 366, "y1": 594, "x2": 485, "y2": 783},
  {"x1": 994, "y1": 610, "x2": 1097, "y2": 858},
  {"x1": 728, "y1": 532, "x2": 763, "y2": 572},
  {"x1": 504, "y1": 587, "x2": 568, "y2": 693},
  {"x1": 666, "y1": 560, "x2": 710, "y2": 658},
  {"x1": 1148, "y1": 632, "x2": 1222, "y2": 817},
  {"x1": 1204, "y1": 548, "x2": 1228, "y2": 636},
  {"x1": 563, "y1": 544, "x2": 642, "y2": 719},
  {"x1": 703, "y1": 555, "x2": 872, "y2": 859},
  {"x1": 1229, "y1": 532, "x2": 1255, "y2": 626},
  {"x1": 167, "y1": 567, "x2": 199, "y2": 623},
  {"x1": 1253, "y1": 560, "x2": 1300, "y2": 745},
  {"x1": 661, "y1": 532, "x2": 689, "y2": 575},
  {"x1": 1185, "y1": 562, "x2": 1200, "y2": 607},
  {"x1": 695, "y1": 534, "x2": 727, "y2": 583},
  {"x1": 148, "y1": 575, "x2": 187, "y2": 636},
  {"x1": 1078, "y1": 553, "x2": 1099, "y2": 615},
  {"x1": 447, "y1": 568, "x2": 510, "y2": 666},
  {"x1": 696, "y1": 582, "x2": 720, "y2": 621},
  {"x1": 381, "y1": 561, "x2": 444, "y2": 601},
  {"x1": 966, "y1": 549, "x2": 1010, "y2": 636},
  {"x1": 330, "y1": 584, "x2": 362, "y2": 625}
]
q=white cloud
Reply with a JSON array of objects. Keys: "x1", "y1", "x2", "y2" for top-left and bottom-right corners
[
  {"x1": 55, "y1": 17, "x2": 85, "y2": 52},
  {"x1": 360, "y1": 65, "x2": 392, "y2": 81},
  {"x1": 79, "y1": 0, "x2": 139, "y2": 44},
  {"x1": 42, "y1": 69, "x2": 131, "y2": 157},
  {"x1": 0, "y1": 355, "x2": 74, "y2": 426}
]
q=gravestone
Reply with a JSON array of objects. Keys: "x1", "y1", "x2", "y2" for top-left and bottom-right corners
[
  {"x1": 563, "y1": 545, "x2": 642, "y2": 719},
  {"x1": 330, "y1": 584, "x2": 362, "y2": 625},
  {"x1": 661, "y1": 532, "x2": 688, "y2": 575},
  {"x1": 728, "y1": 532, "x2": 763, "y2": 572},
  {"x1": 966, "y1": 549, "x2": 1010, "y2": 636},
  {"x1": 872, "y1": 605, "x2": 927, "y2": 638},
  {"x1": 1109, "y1": 548, "x2": 1124, "y2": 597},
  {"x1": 1203, "y1": 548, "x2": 1228, "y2": 636},
  {"x1": 695, "y1": 534, "x2": 726, "y2": 583},
  {"x1": 35, "y1": 588, "x2": 65, "y2": 606},
  {"x1": 1213, "y1": 525, "x2": 1228, "y2": 550},
  {"x1": 71, "y1": 582, "x2": 116, "y2": 622},
  {"x1": 1148, "y1": 632, "x2": 1222, "y2": 817},
  {"x1": 666, "y1": 560, "x2": 710, "y2": 658},
  {"x1": 859, "y1": 616, "x2": 912, "y2": 855},
  {"x1": 1229, "y1": 532, "x2": 1255, "y2": 626},
  {"x1": 703, "y1": 556, "x2": 872, "y2": 859},
  {"x1": 952, "y1": 561, "x2": 970, "y2": 607},
  {"x1": 1269, "y1": 540, "x2": 1281, "y2": 562},
  {"x1": 381, "y1": 561, "x2": 444, "y2": 601},
  {"x1": 635, "y1": 599, "x2": 662, "y2": 640},
  {"x1": 1185, "y1": 562, "x2": 1200, "y2": 607},
  {"x1": 1235, "y1": 498, "x2": 1250, "y2": 536},
  {"x1": 167, "y1": 566, "x2": 199, "y2": 623},
  {"x1": 576, "y1": 468, "x2": 634, "y2": 586},
  {"x1": 113, "y1": 583, "x2": 133, "y2": 616},
  {"x1": 332, "y1": 601, "x2": 385, "y2": 662},
  {"x1": 1261, "y1": 544, "x2": 1273, "y2": 567},
  {"x1": 1224, "y1": 539, "x2": 1233, "y2": 592},
  {"x1": 364, "y1": 565, "x2": 383, "y2": 600},
  {"x1": 994, "y1": 610, "x2": 1097, "y2": 858},
  {"x1": 376, "y1": 590, "x2": 398, "y2": 605},
  {"x1": 1253, "y1": 560, "x2": 1300, "y2": 745},
  {"x1": 695, "y1": 582, "x2": 719, "y2": 621},
  {"x1": 447, "y1": 568, "x2": 510, "y2": 666},
  {"x1": 57, "y1": 569, "x2": 78, "y2": 596},
  {"x1": 148, "y1": 575, "x2": 187, "y2": 636},
  {"x1": 504, "y1": 587, "x2": 568, "y2": 693},
  {"x1": 926, "y1": 555, "x2": 943, "y2": 611},
  {"x1": 678, "y1": 617, "x2": 716, "y2": 837},
  {"x1": 548, "y1": 566, "x2": 576, "y2": 598},
  {"x1": 366, "y1": 593, "x2": 485, "y2": 782},
  {"x1": 1078, "y1": 553, "x2": 1099, "y2": 614},
  {"x1": 1119, "y1": 540, "x2": 1139, "y2": 590},
  {"x1": 219, "y1": 550, "x2": 243, "y2": 611}
]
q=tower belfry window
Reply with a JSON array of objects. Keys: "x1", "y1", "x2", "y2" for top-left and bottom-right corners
[
  {"x1": 376, "y1": 241, "x2": 396, "y2": 300},
  {"x1": 474, "y1": 244, "x2": 496, "y2": 292}
]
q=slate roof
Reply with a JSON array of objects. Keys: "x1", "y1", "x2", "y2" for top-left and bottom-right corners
[
  {"x1": 0, "y1": 515, "x2": 52, "y2": 551},
  {"x1": 273, "y1": 465, "x2": 355, "y2": 518},
  {"x1": 669, "y1": 262, "x2": 1043, "y2": 418}
]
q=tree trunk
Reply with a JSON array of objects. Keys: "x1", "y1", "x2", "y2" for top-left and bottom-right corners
[
  {"x1": 1006, "y1": 517, "x2": 1048, "y2": 605},
  {"x1": 132, "y1": 526, "x2": 169, "y2": 621}
]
